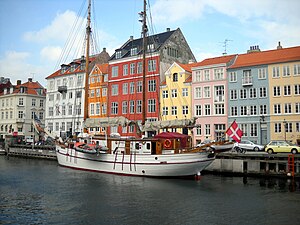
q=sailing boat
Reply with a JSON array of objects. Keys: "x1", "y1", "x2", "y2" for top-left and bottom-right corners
[{"x1": 55, "y1": 0, "x2": 233, "y2": 178}]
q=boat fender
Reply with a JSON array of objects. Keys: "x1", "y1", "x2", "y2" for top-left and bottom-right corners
[
  {"x1": 92, "y1": 141, "x2": 95, "y2": 144},
  {"x1": 164, "y1": 139, "x2": 172, "y2": 148}
]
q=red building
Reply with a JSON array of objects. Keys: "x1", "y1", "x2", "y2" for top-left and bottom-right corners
[{"x1": 107, "y1": 28, "x2": 195, "y2": 137}]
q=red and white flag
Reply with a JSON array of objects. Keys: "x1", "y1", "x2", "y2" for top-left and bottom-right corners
[{"x1": 226, "y1": 121, "x2": 243, "y2": 143}]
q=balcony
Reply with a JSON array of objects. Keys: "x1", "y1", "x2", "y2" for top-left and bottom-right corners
[
  {"x1": 16, "y1": 118, "x2": 25, "y2": 123},
  {"x1": 242, "y1": 77, "x2": 253, "y2": 86},
  {"x1": 58, "y1": 86, "x2": 68, "y2": 93}
]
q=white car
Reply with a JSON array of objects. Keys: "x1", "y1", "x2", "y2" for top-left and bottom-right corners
[{"x1": 233, "y1": 140, "x2": 265, "y2": 152}]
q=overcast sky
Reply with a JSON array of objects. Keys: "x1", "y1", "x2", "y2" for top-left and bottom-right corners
[{"x1": 0, "y1": 0, "x2": 299, "y2": 86}]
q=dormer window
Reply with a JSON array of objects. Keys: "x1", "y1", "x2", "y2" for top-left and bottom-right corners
[
  {"x1": 147, "y1": 43, "x2": 154, "y2": 51},
  {"x1": 80, "y1": 62, "x2": 86, "y2": 71},
  {"x1": 116, "y1": 51, "x2": 122, "y2": 59},
  {"x1": 173, "y1": 73, "x2": 178, "y2": 82},
  {"x1": 131, "y1": 47, "x2": 137, "y2": 56},
  {"x1": 70, "y1": 64, "x2": 77, "y2": 72}
]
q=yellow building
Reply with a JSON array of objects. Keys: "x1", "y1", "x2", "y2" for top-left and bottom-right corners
[
  {"x1": 268, "y1": 51, "x2": 300, "y2": 144},
  {"x1": 160, "y1": 62, "x2": 194, "y2": 135}
]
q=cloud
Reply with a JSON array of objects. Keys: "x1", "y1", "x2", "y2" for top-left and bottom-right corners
[
  {"x1": 40, "y1": 46, "x2": 62, "y2": 62},
  {"x1": 0, "y1": 51, "x2": 48, "y2": 85},
  {"x1": 23, "y1": 10, "x2": 84, "y2": 43}
]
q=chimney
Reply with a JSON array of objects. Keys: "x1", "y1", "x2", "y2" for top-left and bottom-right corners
[
  {"x1": 102, "y1": 47, "x2": 106, "y2": 52},
  {"x1": 130, "y1": 36, "x2": 133, "y2": 41},
  {"x1": 17, "y1": 80, "x2": 21, "y2": 85},
  {"x1": 277, "y1": 41, "x2": 283, "y2": 50},
  {"x1": 166, "y1": 28, "x2": 170, "y2": 32},
  {"x1": 247, "y1": 45, "x2": 261, "y2": 53},
  {"x1": 28, "y1": 78, "x2": 33, "y2": 82}
]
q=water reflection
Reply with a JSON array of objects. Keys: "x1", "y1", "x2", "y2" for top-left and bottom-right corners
[{"x1": 259, "y1": 177, "x2": 298, "y2": 192}]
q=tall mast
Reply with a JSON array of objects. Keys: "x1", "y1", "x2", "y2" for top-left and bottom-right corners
[
  {"x1": 141, "y1": 0, "x2": 147, "y2": 128},
  {"x1": 83, "y1": 0, "x2": 91, "y2": 132}
]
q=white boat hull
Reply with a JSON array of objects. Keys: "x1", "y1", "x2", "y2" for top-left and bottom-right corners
[{"x1": 56, "y1": 146, "x2": 215, "y2": 177}]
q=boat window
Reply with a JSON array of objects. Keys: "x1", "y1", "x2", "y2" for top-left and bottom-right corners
[
  {"x1": 146, "y1": 143, "x2": 151, "y2": 149},
  {"x1": 135, "y1": 143, "x2": 140, "y2": 150}
]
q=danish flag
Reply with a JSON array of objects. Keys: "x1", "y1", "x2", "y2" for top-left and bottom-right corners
[{"x1": 226, "y1": 121, "x2": 243, "y2": 143}]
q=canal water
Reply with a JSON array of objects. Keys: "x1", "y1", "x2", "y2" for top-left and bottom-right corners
[{"x1": 1, "y1": 156, "x2": 300, "y2": 225}]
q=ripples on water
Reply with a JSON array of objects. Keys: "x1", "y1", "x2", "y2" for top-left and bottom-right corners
[{"x1": 1, "y1": 156, "x2": 300, "y2": 225}]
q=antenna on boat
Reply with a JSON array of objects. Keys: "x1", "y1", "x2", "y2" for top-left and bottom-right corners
[
  {"x1": 83, "y1": 0, "x2": 91, "y2": 133},
  {"x1": 139, "y1": 0, "x2": 148, "y2": 135}
]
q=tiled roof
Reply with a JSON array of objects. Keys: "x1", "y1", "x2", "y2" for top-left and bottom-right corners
[
  {"x1": 192, "y1": 54, "x2": 237, "y2": 68},
  {"x1": 110, "y1": 29, "x2": 177, "y2": 60},
  {"x1": 95, "y1": 63, "x2": 108, "y2": 74},
  {"x1": 230, "y1": 46, "x2": 300, "y2": 69},
  {"x1": 0, "y1": 80, "x2": 45, "y2": 96}
]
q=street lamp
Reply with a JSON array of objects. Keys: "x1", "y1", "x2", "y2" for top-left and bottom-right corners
[{"x1": 283, "y1": 119, "x2": 287, "y2": 141}]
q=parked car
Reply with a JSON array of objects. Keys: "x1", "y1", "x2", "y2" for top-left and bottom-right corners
[
  {"x1": 265, "y1": 140, "x2": 300, "y2": 154},
  {"x1": 233, "y1": 140, "x2": 265, "y2": 152}
]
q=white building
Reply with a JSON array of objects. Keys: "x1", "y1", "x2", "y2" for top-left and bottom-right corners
[
  {"x1": 0, "y1": 78, "x2": 46, "y2": 139},
  {"x1": 45, "y1": 49, "x2": 110, "y2": 138}
]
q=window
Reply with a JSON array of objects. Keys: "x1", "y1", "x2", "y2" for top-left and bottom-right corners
[
  {"x1": 230, "y1": 90, "x2": 237, "y2": 100},
  {"x1": 249, "y1": 88, "x2": 257, "y2": 98},
  {"x1": 285, "y1": 122, "x2": 292, "y2": 133},
  {"x1": 215, "y1": 104, "x2": 225, "y2": 115},
  {"x1": 90, "y1": 90, "x2": 95, "y2": 97},
  {"x1": 102, "y1": 103, "x2": 107, "y2": 115},
  {"x1": 112, "y1": 84, "x2": 118, "y2": 96},
  {"x1": 182, "y1": 88, "x2": 188, "y2": 97},
  {"x1": 95, "y1": 103, "x2": 100, "y2": 115},
  {"x1": 131, "y1": 47, "x2": 137, "y2": 56},
  {"x1": 76, "y1": 91, "x2": 82, "y2": 98},
  {"x1": 284, "y1": 85, "x2": 291, "y2": 96},
  {"x1": 205, "y1": 124, "x2": 211, "y2": 136},
  {"x1": 167, "y1": 47, "x2": 179, "y2": 58},
  {"x1": 130, "y1": 63, "x2": 135, "y2": 74},
  {"x1": 274, "y1": 104, "x2": 281, "y2": 114},
  {"x1": 250, "y1": 124, "x2": 258, "y2": 137},
  {"x1": 294, "y1": 64, "x2": 300, "y2": 75},
  {"x1": 137, "y1": 81, "x2": 142, "y2": 93},
  {"x1": 68, "y1": 105, "x2": 72, "y2": 115},
  {"x1": 229, "y1": 72, "x2": 237, "y2": 82},
  {"x1": 56, "y1": 93, "x2": 60, "y2": 101},
  {"x1": 90, "y1": 103, "x2": 95, "y2": 115},
  {"x1": 122, "y1": 101, "x2": 128, "y2": 114},
  {"x1": 62, "y1": 105, "x2": 66, "y2": 115},
  {"x1": 148, "y1": 59, "x2": 156, "y2": 72},
  {"x1": 171, "y1": 106, "x2": 177, "y2": 115},
  {"x1": 240, "y1": 89, "x2": 247, "y2": 99},
  {"x1": 162, "y1": 90, "x2": 168, "y2": 98},
  {"x1": 250, "y1": 105, "x2": 257, "y2": 115},
  {"x1": 130, "y1": 82, "x2": 135, "y2": 94},
  {"x1": 195, "y1": 105, "x2": 201, "y2": 116},
  {"x1": 231, "y1": 106, "x2": 238, "y2": 116},
  {"x1": 241, "y1": 124, "x2": 248, "y2": 136},
  {"x1": 137, "y1": 62, "x2": 142, "y2": 74},
  {"x1": 194, "y1": 71, "x2": 201, "y2": 82},
  {"x1": 195, "y1": 87, "x2": 202, "y2": 99},
  {"x1": 204, "y1": 104, "x2": 211, "y2": 115},
  {"x1": 182, "y1": 105, "x2": 188, "y2": 115},
  {"x1": 296, "y1": 122, "x2": 300, "y2": 132},
  {"x1": 49, "y1": 107, "x2": 53, "y2": 116},
  {"x1": 129, "y1": 100, "x2": 135, "y2": 114},
  {"x1": 196, "y1": 126, "x2": 201, "y2": 135},
  {"x1": 111, "y1": 102, "x2": 118, "y2": 115},
  {"x1": 19, "y1": 98, "x2": 24, "y2": 106},
  {"x1": 32, "y1": 99, "x2": 36, "y2": 106},
  {"x1": 136, "y1": 100, "x2": 142, "y2": 113},
  {"x1": 116, "y1": 51, "x2": 122, "y2": 59},
  {"x1": 171, "y1": 89, "x2": 177, "y2": 98},
  {"x1": 122, "y1": 83, "x2": 128, "y2": 95},
  {"x1": 204, "y1": 86, "x2": 210, "y2": 98},
  {"x1": 173, "y1": 73, "x2": 178, "y2": 82},
  {"x1": 241, "y1": 106, "x2": 247, "y2": 116},
  {"x1": 39, "y1": 112, "x2": 44, "y2": 120},
  {"x1": 273, "y1": 86, "x2": 281, "y2": 96},
  {"x1": 69, "y1": 92, "x2": 73, "y2": 99},
  {"x1": 112, "y1": 66, "x2": 118, "y2": 77},
  {"x1": 295, "y1": 84, "x2": 300, "y2": 95},
  {"x1": 260, "y1": 105, "x2": 267, "y2": 115},
  {"x1": 123, "y1": 64, "x2": 128, "y2": 76},
  {"x1": 204, "y1": 70, "x2": 210, "y2": 81},
  {"x1": 283, "y1": 66, "x2": 290, "y2": 76},
  {"x1": 102, "y1": 88, "x2": 107, "y2": 96},
  {"x1": 148, "y1": 99, "x2": 156, "y2": 113},
  {"x1": 148, "y1": 80, "x2": 156, "y2": 92},
  {"x1": 214, "y1": 86, "x2": 224, "y2": 102},
  {"x1": 284, "y1": 103, "x2": 292, "y2": 114},
  {"x1": 259, "y1": 87, "x2": 267, "y2": 98},
  {"x1": 242, "y1": 70, "x2": 252, "y2": 84},
  {"x1": 258, "y1": 68, "x2": 266, "y2": 79},
  {"x1": 162, "y1": 106, "x2": 168, "y2": 115},
  {"x1": 77, "y1": 75, "x2": 83, "y2": 86},
  {"x1": 275, "y1": 123, "x2": 282, "y2": 133},
  {"x1": 49, "y1": 94, "x2": 54, "y2": 101},
  {"x1": 295, "y1": 102, "x2": 300, "y2": 113},
  {"x1": 214, "y1": 68, "x2": 223, "y2": 80},
  {"x1": 272, "y1": 66, "x2": 280, "y2": 78},
  {"x1": 96, "y1": 89, "x2": 100, "y2": 97}
]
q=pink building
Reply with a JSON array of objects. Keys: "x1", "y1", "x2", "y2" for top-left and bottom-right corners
[{"x1": 191, "y1": 55, "x2": 237, "y2": 145}]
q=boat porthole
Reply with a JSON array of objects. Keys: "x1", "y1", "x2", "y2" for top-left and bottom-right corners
[
  {"x1": 142, "y1": 170, "x2": 145, "y2": 174},
  {"x1": 155, "y1": 157, "x2": 158, "y2": 160}
]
